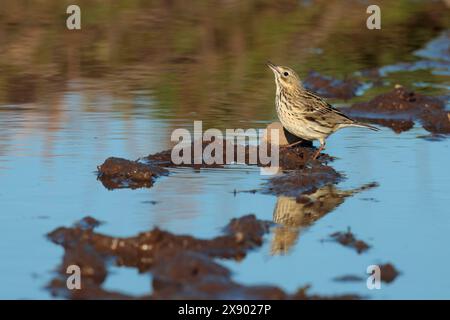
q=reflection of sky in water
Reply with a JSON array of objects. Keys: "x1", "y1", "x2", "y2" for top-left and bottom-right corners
[{"x1": 1, "y1": 89, "x2": 450, "y2": 299}]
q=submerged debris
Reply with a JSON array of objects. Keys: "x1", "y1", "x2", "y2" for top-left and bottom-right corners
[
  {"x1": 330, "y1": 228, "x2": 370, "y2": 254},
  {"x1": 47, "y1": 216, "x2": 360, "y2": 300}
]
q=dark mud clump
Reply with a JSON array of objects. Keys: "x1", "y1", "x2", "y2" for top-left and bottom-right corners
[
  {"x1": 147, "y1": 139, "x2": 341, "y2": 196},
  {"x1": 99, "y1": 136, "x2": 341, "y2": 192},
  {"x1": 330, "y1": 228, "x2": 370, "y2": 254},
  {"x1": 420, "y1": 109, "x2": 450, "y2": 134},
  {"x1": 146, "y1": 139, "x2": 332, "y2": 170},
  {"x1": 379, "y1": 263, "x2": 400, "y2": 283},
  {"x1": 304, "y1": 71, "x2": 362, "y2": 100},
  {"x1": 359, "y1": 118, "x2": 415, "y2": 134},
  {"x1": 97, "y1": 157, "x2": 168, "y2": 189},
  {"x1": 350, "y1": 85, "x2": 443, "y2": 114},
  {"x1": 47, "y1": 216, "x2": 360, "y2": 300},
  {"x1": 276, "y1": 145, "x2": 334, "y2": 170},
  {"x1": 348, "y1": 85, "x2": 449, "y2": 134}
]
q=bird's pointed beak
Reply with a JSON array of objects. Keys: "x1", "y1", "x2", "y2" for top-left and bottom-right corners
[{"x1": 267, "y1": 61, "x2": 280, "y2": 74}]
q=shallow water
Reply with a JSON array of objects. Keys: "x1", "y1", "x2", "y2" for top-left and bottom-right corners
[{"x1": 0, "y1": 0, "x2": 449, "y2": 299}]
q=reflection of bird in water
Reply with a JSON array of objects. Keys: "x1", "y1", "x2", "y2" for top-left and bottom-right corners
[{"x1": 271, "y1": 182, "x2": 377, "y2": 255}]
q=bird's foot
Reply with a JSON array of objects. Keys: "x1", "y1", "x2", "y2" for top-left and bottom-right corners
[
  {"x1": 310, "y1": 143, "x2": 325, "y2": 161},
  {"x1": 311, "y1": 150, "x2": 321, "y2": 160}
]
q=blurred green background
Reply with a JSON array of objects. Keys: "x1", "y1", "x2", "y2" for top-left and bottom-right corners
[{"x1": 0, "y1": 0, "x2": 449, "y2": 129}]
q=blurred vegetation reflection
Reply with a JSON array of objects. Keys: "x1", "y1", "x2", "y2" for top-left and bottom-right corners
[{"x1": 0, "y1": 0, "x2": 448, "y2": 131}]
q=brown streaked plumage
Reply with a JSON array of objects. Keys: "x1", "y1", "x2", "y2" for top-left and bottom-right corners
[{"x1": 267, "y1": 62, "x2": 379, "y2": 159}]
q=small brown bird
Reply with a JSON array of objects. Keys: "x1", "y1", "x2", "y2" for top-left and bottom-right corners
[{"x1": 268, "y1": 62, "x2": 379, "y2": 159}]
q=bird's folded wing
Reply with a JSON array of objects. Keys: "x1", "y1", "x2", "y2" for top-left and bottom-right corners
[{"x1": 297, "y1": 90, "x2": 355, "y2": 124}]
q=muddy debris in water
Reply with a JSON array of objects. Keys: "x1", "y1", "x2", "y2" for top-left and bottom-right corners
[
  {"x1": 146, "y1": 138, "x2": 332, "y2": 170},
  {"x1": 47, "y1": 216, "x2": 361, "y2": 300},
  {"x1": 147, "y1": 136, "x2": 340, "y2": 197},
  {"x1": 357, "y1": 117, "x2": 415, "y2": 134},
  {"x1": 330, "y1": 228, "x2": 370, "y2": 254},
  {"x1": 98, "y1": 136, "x2": 340, "y2": 191},
  {"x1": 350, "y1": 85, "x2": 444, "y2": 114},
  {"x1": 420, "y1": 109, "x2": 450, "y2": 134},
  {"x1": 303, "y1": 71, "x2": 362, "y2": 100},
  {"x1": 97, "y1": 157, "x2": 168, "y2": 190},
  {"x1": 379, "y1": 263, "x2": 400, "y2": 283},
  {"x1": 276, "y1": 145, "x2": 334, "y2": 170},
  {"x1": 347, "y1": 85, "x2": 449, "y2": 134}
]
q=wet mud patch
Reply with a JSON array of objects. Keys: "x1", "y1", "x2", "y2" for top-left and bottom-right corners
[
  {"x1": 276, "y1": 145, "x2": 334, "y2": 170},
  {"x1": 355, "y1": 117, "x2": 415, "y2": 134},
  {"x1": 379, "y1": 263, "x2": 400, "y2": 283},
  {"x1": 330, "y1": 228, "x2": 370, "y2": 254},
  {"x1": 420, "y1": 109, "x2": 450, "y2": 134},
  {"x1": 47, "y1": 216, "x2": 360, "y2": 300},
  {"x1": 145, "y1": 139, "x2": 332, "y2": 170},
  {"x1": 98, "y1": 138, "x2": 340, "y2": 192},
  {"x1": 97, "y1": 157, "x2": 168, "y2": 190},
  {"x1": 347, "y1": 85, "x2": 449, "y2": 135}
]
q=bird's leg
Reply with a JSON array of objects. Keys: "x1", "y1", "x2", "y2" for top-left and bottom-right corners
[
  {"x1": 312, "y1": 140, "x2": 326, "y2": 160},
  {"x1": 282, "y1": 139, "x2": 304, "y2": 149}
]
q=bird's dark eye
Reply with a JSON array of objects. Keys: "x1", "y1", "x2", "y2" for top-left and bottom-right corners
[{"x1": 283, "y1": 72, "x2": 289, "y2": 77}]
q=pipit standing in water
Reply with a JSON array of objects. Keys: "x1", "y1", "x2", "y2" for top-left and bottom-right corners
[{"x1": 267, "y1": 62, "x2": 379, "y2": 159}]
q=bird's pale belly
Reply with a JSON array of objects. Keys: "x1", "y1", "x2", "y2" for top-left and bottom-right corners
[{"x1": 276, "y1": 108, "x2": 327, "y2": 142}]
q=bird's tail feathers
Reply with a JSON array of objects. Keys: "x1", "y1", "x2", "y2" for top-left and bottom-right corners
[{"x1": 351, "y1": 122, "x2": 380, "y2": 131}]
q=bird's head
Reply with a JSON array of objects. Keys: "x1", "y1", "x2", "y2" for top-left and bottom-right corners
[{"x1": 267, "y1": 62, "x2": 303, "y2": 91}]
